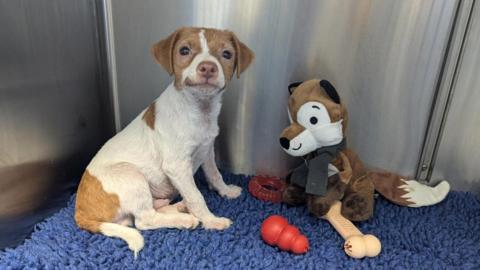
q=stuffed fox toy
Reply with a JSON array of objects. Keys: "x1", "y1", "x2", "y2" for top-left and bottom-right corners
[{"x1": 279, "y1": 79, "x2": 450, "y2": 221}]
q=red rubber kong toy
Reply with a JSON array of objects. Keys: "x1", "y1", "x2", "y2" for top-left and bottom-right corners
[{"x1": 260, "y1": 215, "x2": 309, "y2": 254}]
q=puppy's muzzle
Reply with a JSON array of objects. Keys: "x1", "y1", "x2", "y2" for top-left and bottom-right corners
[{"x1": 197, "y1": 61, "x2": 218, "y2": 80}]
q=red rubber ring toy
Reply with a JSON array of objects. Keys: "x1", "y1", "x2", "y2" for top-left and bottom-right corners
[{"x1": 248, "y1": 175, "x2": 287, "y2": 203}]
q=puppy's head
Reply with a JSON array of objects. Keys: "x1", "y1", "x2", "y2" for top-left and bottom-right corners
[
  {"x1": 279, "y1": 79, "x2": 348, "y2": 157},
  {"x1": 151, "y1": 27, "x2": 254, "y2": 92}
]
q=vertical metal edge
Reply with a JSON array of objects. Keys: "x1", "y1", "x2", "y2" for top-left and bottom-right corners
[
  {"x1": 91, "y1": 0, "x2": 115, "y2": 137},
  {"x1": 415, "y1": 0, "x2": 475, "y2": 181},
  {"x1": 96, "y1": 0, "x2": 122, "y2": 133}
]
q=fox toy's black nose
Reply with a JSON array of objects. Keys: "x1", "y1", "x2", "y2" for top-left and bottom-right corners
[{"x1": 279, "y1": 137, "x2": 290, "y2": 149}]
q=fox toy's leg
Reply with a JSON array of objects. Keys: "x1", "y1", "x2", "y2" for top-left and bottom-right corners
[
  {"x1": 282, "y1": 183, "x2": 308, "y2": 206},
  {"x1": 341, "y1": 175, "x2": 375, "y2": 221},
  {"x1": 307, "y1": 174, "x2": 351, "y2": 217},
  {"x1": 368, "y1": 170, "x2": 450, "y2": 207}
]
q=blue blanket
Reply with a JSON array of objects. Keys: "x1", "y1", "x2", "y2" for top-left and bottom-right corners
[{"x1": 1, "y1": 172, "x2": 479, "y2": 269}]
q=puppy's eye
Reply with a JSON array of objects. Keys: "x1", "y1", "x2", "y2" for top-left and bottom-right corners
[
  {"x1": 179, "y1": 46, "x2": 190, "y2": 56},
  {"x1": 222, "y1": 50, "x2": 232, "y2": 59},
  {"x1": 310, "y1": 117, "x2": 318, "y2": 125}
]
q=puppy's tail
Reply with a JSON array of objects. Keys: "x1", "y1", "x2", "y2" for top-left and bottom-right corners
[
  {"x1": 99, "y1": 222, "x2": 144, "y2": 258},
  {"x1": 367, "y1": 169, "x2": 450, "y2": 207},
  {"x1": 76, "y1": 217, "x2": 144, "y2": 258}
]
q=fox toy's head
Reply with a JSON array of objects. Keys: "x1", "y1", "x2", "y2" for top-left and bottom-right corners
[{"x1": 279, "y1": 79, "x2": 348, "y2": 157}]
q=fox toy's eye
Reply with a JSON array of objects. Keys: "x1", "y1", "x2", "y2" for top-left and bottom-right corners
[
  {"x1": 296, "y1": 102, "x2": 331, "y2": 128},
  {"x1": 179, "y1": 46, "x2": 191, "y2": 56}
]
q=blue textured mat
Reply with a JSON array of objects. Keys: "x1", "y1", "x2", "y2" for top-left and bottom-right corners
[{"x1": 1, "y1": 172, "x2": 479, "y2": 269}]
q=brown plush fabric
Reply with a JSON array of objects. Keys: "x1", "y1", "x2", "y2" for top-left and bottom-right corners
[
  {"x1": 282, "y1": 183, "x2": 308, "y2": 206},
  {"x1": 281, "y1": 79, "x2": 413, "y2": 222},
  {"x1": 368, "y1": 170, "x2": 413, "y2": 206},
  {"x1": 293, "y1": 149, "x2": 374, "y2": 221},
  {"x1": 282, "y1": 79, "x2": 374, "y2": 221}
]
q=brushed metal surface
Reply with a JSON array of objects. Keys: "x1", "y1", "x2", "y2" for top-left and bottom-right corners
[
  {"x1": 0, "y1": 0, "x2": 111, "y2": 248},
  {"x1": 431, "y1": 2, "x2": 480, "y2": 194},
  {"x1": 416, "y1": 0, "x2": 474, "y2": 181},
  {"x1": 109, "y1": 0, "x2": 457, "y2": 177}
]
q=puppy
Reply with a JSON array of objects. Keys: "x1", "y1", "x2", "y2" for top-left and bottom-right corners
[{"x1": 74, "y1": 27, "x2": 254, "y2": 256}]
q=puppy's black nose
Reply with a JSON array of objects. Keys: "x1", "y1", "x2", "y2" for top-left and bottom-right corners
[{"x1": 279, "y1": 137, "x2": 290, "y2": 149}]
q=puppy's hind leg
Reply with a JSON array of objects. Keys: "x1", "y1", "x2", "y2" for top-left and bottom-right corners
[
  {"x1": 156, "y1": 200, "x2": 188, "y2": 214},
  {"x1": 105, "y1": 163, "x2": 198, "y2": 231},
  {"x1": 135, "y1": 209, "x2": 199, "y2": 230}
]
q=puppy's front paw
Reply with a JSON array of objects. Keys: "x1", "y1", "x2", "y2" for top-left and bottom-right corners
[
  {"x1": 201, "y1": 216, "x2": 232, "y2": 230},
  {"x1": 219, "y1": 184, "x2": 242, "y2": 199}
]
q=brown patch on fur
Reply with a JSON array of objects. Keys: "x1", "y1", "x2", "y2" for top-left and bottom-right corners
[
  {"x1": 142, "y1": 103, "x2": 156, "y2": 130},
  {"x1": 152, "y1": 27, "x2": 201, "y2": 89},
  {"x1": 230, "y1": 32, "x2": 255, "y2": 78},
  {"x1": 368, "y1": 170, "x2": 412, "y2": 206},
  {"x1": 151, "y1": 27, "x2": 254, "y2": 89},
  {"x1": 75, "y1": 170, "x2": 120, "y2": 232},
  {"x1": 151, "y1": 29, "x2": 183, "y2": 75}
]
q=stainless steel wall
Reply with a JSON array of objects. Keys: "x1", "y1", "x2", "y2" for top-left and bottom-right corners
[
  {"x1": 431, "y1": 2, "x2": 480, "y2": 194},
  {"x1": 108, "y1": 0, "x2": 457, "y2": 177},
  {"x1": 0, "y1": 0, "x2": 112, "y2": 248}
]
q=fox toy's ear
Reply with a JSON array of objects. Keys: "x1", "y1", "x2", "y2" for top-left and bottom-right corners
[
  {"x1": 319, "y1": 80, "x2": 340, "y2": 104},
  {"x1": 288, "y1": 81, "x2": 303, "y2": 95}
]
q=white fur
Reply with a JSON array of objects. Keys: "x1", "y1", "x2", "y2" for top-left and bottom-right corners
[
  {"x1": 99, "y1": 223, "x2": 144, "y2": 258},
  {"x1": 86, "y1": 30, "x2": 241, "y2": 254},
  {"x1": 399, "y1": 179, "x2": 450, "y2": 207}
]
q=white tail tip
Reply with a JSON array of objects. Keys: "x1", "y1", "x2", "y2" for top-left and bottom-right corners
[
  {"x1": 399, "y1": 180, "x2": 450, "y2": 207},
  {"x1": 99, "y1": 223, "x2": 144, "y2": 258}
]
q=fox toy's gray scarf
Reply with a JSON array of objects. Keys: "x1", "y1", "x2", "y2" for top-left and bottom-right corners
[{"x1": 289, "y1": 139, "x2": 346, "y2": 196}]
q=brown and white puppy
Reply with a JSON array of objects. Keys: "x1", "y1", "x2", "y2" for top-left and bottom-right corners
[{"x1": 75, "y1": 27, "x2": 254, "y2": 256}]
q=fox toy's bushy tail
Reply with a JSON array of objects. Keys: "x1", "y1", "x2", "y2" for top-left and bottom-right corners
[{"x1": 367, "y1": 169, "x2": 450, "y2": 207}]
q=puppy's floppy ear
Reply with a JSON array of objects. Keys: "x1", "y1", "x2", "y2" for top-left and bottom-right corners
[
  {"x1": 288, "y1": 81, "x2": 303, "y2": 95},
  {"x1": 151, "y1": 29, "x2": 182, "y2": 75},
  {"x1": 320, "y1": 80, "x2": 340, "y2": 104},
  {"x1": 231, "y1": 33, "x2": 255, "y2": 78}
]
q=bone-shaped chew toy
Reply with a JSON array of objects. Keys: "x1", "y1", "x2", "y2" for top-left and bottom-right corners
[{"x1": 322, "y1": 201, "x2": 381, "y2": 259}]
